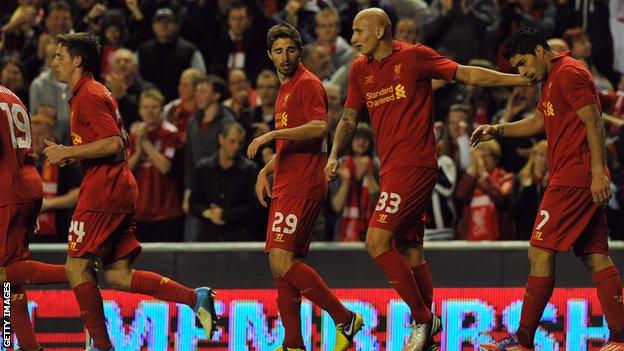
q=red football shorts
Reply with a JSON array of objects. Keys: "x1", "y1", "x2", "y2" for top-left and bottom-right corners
[
  {"x1": 264, "y1": 196, "x2": 323, "y2": 257},
  {"x1": 530, "y1": 186, "x2": 609, "y2": 256},
  {"x1": 0, "y1": 200, "x2": 41, "y2": 266},
  {"x1": 68, "y1": 209, "x2": 142, "y2": 266},
  {"x1": 369, "y1": 166, "x2": 437, "y2": 248}
]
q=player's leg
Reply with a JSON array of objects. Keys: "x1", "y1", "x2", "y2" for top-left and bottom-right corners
[
  {"x1": 398, "y1": 219, "x2": 433, "y2": 310},
  {"x1": 105, "y1": 217, "x2": 218, "y2": 340},
  {"x1": 9, "y1": 286, "x2": 41, "y2": 351},
  {"x1": 3, "y1": 260, "x2": 67, "y2": 285},
  {"x1": 266, "y1": 197, "x2": 361, "y2": 351},
  {"x1": 66, "y1": 254, "x2": 112, "y2": 351}
]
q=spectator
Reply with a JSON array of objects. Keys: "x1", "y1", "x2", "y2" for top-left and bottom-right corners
[
  {"x1": 21, "y1": 0, "x2": 73, "y2": 81},
  {"x1": 302, "y1": 43, "x2": 332, "y2": 81},
  {"x1": 495, "y1": 85, "x2": 540, "y2": 173},
  {"x1": 424, "y1": 151, "x2": 457, "y2": 241},
  {"x1": 73, "y1": 0, "x2": 107, "y2": 33},
  {"x1": 129, "y1": 89, "x2": 184, "y2": 242},
  {"x1": 242, "y1": 69, "x2": 279, "y2": 159},
  {"x1": 556, "y1": 0, "x2": 614, "y2": 82},
  {"x1": 388, "y1": 0, "x2": 429, "y2": 25},
  {"x1": 510, "y1": 140, "x2": 548, "y2": 240},
  {"x1": 224, "y1": 68, "x2": 260, "y2": 118},
  {"x1": 105, "y1": 48, "x2": 154, "y2": 130},
  {"x1": 455, "y1": 140, "x2": 515, "y2": 240},
  {"x1": 206, "y1": 0, "x2": 270, "y2": 82},
  {"x1": 184, "y1": 74, "x2": 236, "y2": 241},
  {"x1": 29, "y1": 39, "x2": 71, "y2": 144},
  {"x1": 31, "y1": 113, "x2": 81, "y2": 242},
  {"x1": 325, "y1": 82, "x2": 343, "y2": 145},
  {"x1": 612, "y1": 0, "x2": 624, "y2": 76},
  {"x1": 274, "y1": 0, "x2": 333, "y2": 44},
  {"x1": 563, "y1": 27, "x2": 615, "y2": 92},
  {"x1": 547, "y1": 37, "x2": 569, "y2": 52},
  {"x1": 1, "y1": 58, "x2": 28, "y2": 103},
  {"x1": 98, "y1": 9, "x2": 128, "y2": 76},
  {"x1": 190, "y1": 122, "x2": 264, "y2": 241},
  {"x1": 314, "y1": 8, "x2": 355, "y2": 71},
  {"x1": 163, "y1": 68, "x2": 203, "y2": 143},
  {"x1": 137, "y1": 7, "x2": 206, "y2": 102},
  {"x1": 395, "y1": 17, "x2": 421, "y2": 44},
  {"x1": 439, "y1": 104, "x2": 472, "y2": 171},
  {"x1": 463, "y1": 59, "x2": 507, "y2": 125},
  {"x1": 0, "y1": 0, "x2": 41, "y2": 63},
  {"x1": 330, "y1": 123, "x2": 379, "y2": 241},
  {"x1": 423, "y1": 0, "x2": 500, "y2": 64}
]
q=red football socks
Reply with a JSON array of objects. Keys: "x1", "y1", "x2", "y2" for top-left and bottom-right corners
[
  {"x1": 516, "y1": 275, "x2": 555, "y2": 348},
  {"x1": 5, "y1": 260, "x2": 67, "y2": 285},
  {"x1": 283, "y1": 261, "x2": 352, "y2": 325},
  {"x1": 10, "y1": 286, "x2": 40, "y2": 350},
  {"x1": 593, "y1": 266, "x2": 624, "y2": 342},
  {"x1": 412, "y1": 262, "x2": 434, "y2": 310},
  {"x1": 130, "y1": 270, "x2": 197, "y2": 307},
  {"x1": 374, "y1": 249, "x2": 431, "y2": 323},
  {"x1": 275, "y1": 276, "x2": 305, "y2": 349},
  {"x1": 73, "y1": 281, "x2": 112, "y2": 351}
]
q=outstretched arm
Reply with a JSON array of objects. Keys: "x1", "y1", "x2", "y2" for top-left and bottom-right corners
[
  {"x1": 325, "y1": 108, "x2": 360, "y2": 181},
  {"x1": 470, "y1": 110, "x2": 545, "y2": 147},
  {"x1": 247, "y1": 120, "x2": 327, "y2": 158},
  {"x1": 455, "y1": 65, "x2": 532, "y2": 87}
]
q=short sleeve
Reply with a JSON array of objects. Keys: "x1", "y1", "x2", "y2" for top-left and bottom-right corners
[
  {"x1": 300, "y1": 79, "x2": 327, "y2": 122},
  {"x1": 413, "y1": 45, "x2": 458, "y2": 81},
  {"x1": 83, "y1": 93, "x2": 121, "y2": 140},
  {"x1": 557, "y1": 66, "x2": 597, "y2": 111},
  {"x1": 344, "y1": 61, "x2": 365, "y2": 111},
  {"x1": 162, "y1": 131, "x2": 181, "y2": 160}
]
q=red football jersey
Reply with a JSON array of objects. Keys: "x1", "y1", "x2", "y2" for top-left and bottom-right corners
[
  {"x1": 272, "y1": 64, "x2": 328, "y2": 201},
  {"x1": 129, "y1": 120, "x2": 183, "y2": 221},
  {"x1": 536, "y1": 52, "x2": 602, "y2": 188},
  {"x1": 0, "y1": 85, "x2": 43, "y2": 205},
  {"x1": 345, "y1": 41, "x2": 458, "y2": 174},
  {"x1": 69, "y1": 75, "x2": 138, "y2": 213}
]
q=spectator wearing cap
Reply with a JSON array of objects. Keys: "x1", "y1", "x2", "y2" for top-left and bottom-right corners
[
  {"x1": 129, "y1": 89, "x2": 184, "y2": 242},
  {"x1": 329, "y1": 122, "x2": 380, "y2": 242},
  {"x1": 137, "y1": 7, "x2": 206, "y2": 102},
  {"x1": 190, "y1": 122, "x2": 264, "y2": 241},
  {"x1": 29, "y1": 38, "x2": 71, "y2": 144},
  {"x1": 31, "y1": 113, "x2": 82, "y2": 242},
  {"x1": 205, "y1": 0, "x2": 271, "y2": 83}
]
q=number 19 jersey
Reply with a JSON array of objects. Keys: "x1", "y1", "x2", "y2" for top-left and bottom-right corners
[{"x1": 0, "y1": 85, "x2": 43, "y2": 205}]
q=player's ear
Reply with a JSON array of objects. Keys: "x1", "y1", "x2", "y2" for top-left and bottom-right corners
[
  {"x1": 376, "y1": 26, "x2": 385, "y2": 40},
  {"x1": 73, "y1": 55, "x2": 83, "y2": 69},
  {"x1": 535, "y1": 45, "x2": 544, "y2": 58}
]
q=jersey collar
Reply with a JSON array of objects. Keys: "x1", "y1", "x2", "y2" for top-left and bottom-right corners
[
  {"x1": 551, "y1": 50, "x2": 570, "y2": 63},
  {"x1": 366, "y1": 41, "x2": 403, "y2": 63},
  {"x1": 72, "y1": 74, "x2": 93, "y2": 95}
]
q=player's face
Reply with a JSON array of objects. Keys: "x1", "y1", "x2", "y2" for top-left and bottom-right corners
[
  {"x1": 139, "y1": 97, "x2": 163, "y2": 127},
  {"x1": 178, "y1": 74, "x2": 195, "y2": 101},
  {"x1": 51, "y1": 44, "x2": 76, "y2": 84},
  {"x1": 219, "y1": 129, "x2": 245, "y2": 158},
  {"x1": 508, "y1": 53, "x2": 546, "y2": 84},
  {"x1": 268, "y1": 38, "x2": 302, "y2": 78},
  {"x1": 351, "y1": 16, "x2": 378, "y2": 56}
]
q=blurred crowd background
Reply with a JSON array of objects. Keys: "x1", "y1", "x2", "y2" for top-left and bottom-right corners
[{"x1": 2, "y1": 0, "x2": 623, "y2": 243}]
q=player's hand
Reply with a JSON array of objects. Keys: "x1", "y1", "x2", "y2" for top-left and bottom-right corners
[
  {"x1": 255, "y1": 170, "x2": 272, "y2": 207},
  {"x1": 59, "y1": 158, "x2": 76, "y2": 167},
  {"x1": 42, "y1": 139, "x2": 68, "y2": 165},
  {"x1": 325, "y1": 156, "x2": 340, "y2": 181},
  {"x1": 469, "y1": 124, "x2": 499, "y2": 147},
  {"x1": 247, "y1": 131, "x2": 275, "y2": 159},
  {"x1": 590, "y1": 170, "x2": 611, "y2": 207}
]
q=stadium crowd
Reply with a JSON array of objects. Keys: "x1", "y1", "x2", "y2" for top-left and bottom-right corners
[{"x1": 1, "y1": 0, "x2": 623, "y2": 243}]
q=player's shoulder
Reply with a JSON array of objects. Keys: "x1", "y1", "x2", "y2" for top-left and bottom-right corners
[
  {"x1": 295, "y1": 67, "x2": 325, "y2": 93},
  {"x1": 0, "y1": 85, "x2": 23, "y2": 105},
  {"x1": 555, "y1": 57, "x2": 594, "y2": 85}
]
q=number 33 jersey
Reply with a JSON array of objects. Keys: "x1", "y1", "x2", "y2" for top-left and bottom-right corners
[
  {"x1": 0, "y1": 85, "x2": 43, "y2": 205},
  {"x1": 69, "y1": 75, "x2": 138, "y2": 213}
]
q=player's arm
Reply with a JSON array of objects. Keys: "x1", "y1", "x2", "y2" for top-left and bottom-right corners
[
  {"x1": 454, "y1": 65, "x2": 532, "y2": 87},
  {"x1": 469, "y1": 110, "x2": 545, "y2": 147},
  {"x1": 603, "y1": 112, "x2": 624, "y2": 127},
  {"x1": 247, "y1": 120, "x2": 327, "y2": 158},
  {"x1": 255, "y1": 156, "x2": 275, "y2": 208},
  {"x1": 140, "y1": 139, "x2": 172, "y2": 174},
  {"x1": 41, "y1": 188, "x2": 79, "y2": 212},
  {"x1": 578, "y1": 104, "x2": 611, "y2": 206},
  {"x1": 43, "y1": 136, "x2": 124, "y2": 165},
  {"x1": 325, "y1": 108, "x2": 360, "y2": 181}
]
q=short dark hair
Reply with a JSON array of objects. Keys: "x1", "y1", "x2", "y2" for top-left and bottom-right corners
[
  {"x1": 221, "y1": 121, "x2": 246, "y2": 137},
  {"x1": 267, "y1": 22, "x2": 303, "y2": 52},
  {"x1": 502, "y1": 27, "x2": 551, "y2": 60},
  {"x1": 196, "y1": 74, "x2": 229, "y2": 102},
  {"x1": 228, "y1": 0, "x2": 250, "y2": 17},
  {"x1": 46, "y1": 0, "x2": 71, "y2": 14},
  {"x1": 56, "y1": 32, "x2": 101, "y2": 73}
]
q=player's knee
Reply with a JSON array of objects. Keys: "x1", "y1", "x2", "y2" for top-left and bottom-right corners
[
  {"x1": 103, "y1": 268, "x2": 132, "y2": 291},
  {"x1": 581, "y1": 253, "x2": 613, "y2": 273},
  {"x1": 268, "y1": 250, "x2": 294, "y2": 277},
  {"x1": 365, "y1": 237, "x2": 390, "y2": 258},
  {"x1": 64, "y1": 258, "x2": 90, "y2": 278},
  {"x1": 528, "y1": 247, "x2": 556, "y2": 275}
]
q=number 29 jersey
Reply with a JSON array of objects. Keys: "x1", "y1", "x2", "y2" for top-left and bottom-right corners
[{"x1": 0, "y1": 85, "x2": 43, "y2": 206}]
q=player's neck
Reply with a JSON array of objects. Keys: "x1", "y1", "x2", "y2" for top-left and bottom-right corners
[
  {"x1": 544, "y1": 51, "x2": 557, "y2": 75},
  {"x1": 370, "y1": 39, "x2": 394, "y2": 61},
  {"x1": 67, "y1": 72, "x2": 89, "y2": 91}
]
